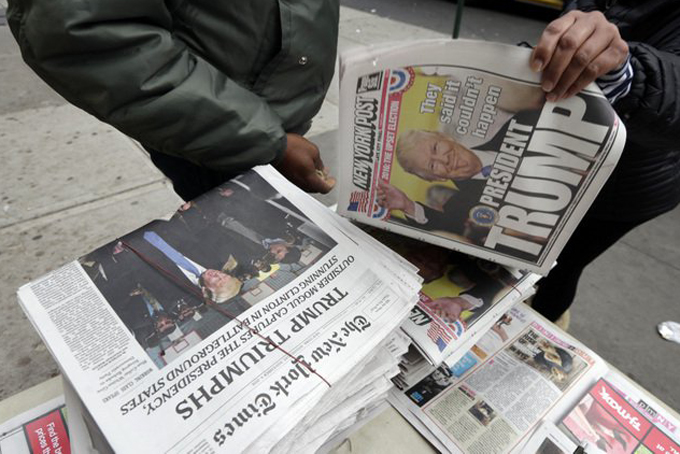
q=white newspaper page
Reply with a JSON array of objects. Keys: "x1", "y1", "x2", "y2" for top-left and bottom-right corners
[
  {"x1": 17, "y1": 166, "x2": 420, "y2": 454},
  {"x1": 337, "y1": 39, "x2": 626, "y2": 274},
  {"x1": 389, "y1": 304, "x2": 607, "y2": 453}
]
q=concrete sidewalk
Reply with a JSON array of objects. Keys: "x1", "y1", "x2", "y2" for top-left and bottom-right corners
[{"x1": 1, "y1": 5, "x2": 678, "y2": 413}]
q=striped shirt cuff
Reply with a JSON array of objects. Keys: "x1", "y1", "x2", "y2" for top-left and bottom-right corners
[{"x1": 596, "y1": 54, "x2": 634, "y2": 104}]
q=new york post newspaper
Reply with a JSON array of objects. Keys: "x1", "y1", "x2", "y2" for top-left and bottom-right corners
[{"x1": 337, "y1": 40, "x2": 626, "y2": 274}]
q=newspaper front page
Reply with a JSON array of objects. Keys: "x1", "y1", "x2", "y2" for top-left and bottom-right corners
[
  {"x1": 365, "y1": 228, "x2": 540, "y2": 366},
  {"x1": 389, "y1": 304, "x2": 606, "y2": 453},
  {"x1": 558, "y1": 373, "x2": 680, "y2": 454},
  {"x1": 523, "y1": 372, "x2": 680, "y2": 454},
  {"x1": 337, "y1": 39, "x2": 626, "y2": 274},
  {"x1": 17, "y1": 167, "x2": 420, "y2": 453}
]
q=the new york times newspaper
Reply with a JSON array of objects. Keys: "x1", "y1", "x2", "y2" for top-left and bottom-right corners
[
  {"x1": 364, "y1": 227, "x2": 540, "y2": 366},
  {"x1": 16, "y1": 166, "x2": 420, "y2": 453},
  {"x1": 337, "y1": 40, "x2": 626, "y2": 274}
]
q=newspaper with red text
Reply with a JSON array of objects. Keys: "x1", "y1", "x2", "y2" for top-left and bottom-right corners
[
  {"x1": 337, "y1": 39, "x2": 626, "y2": 274},
  {"x1": 524, "y1": 372, "x2": 680, "y2": 454},
  {"x1": 558, "y1": 372, "x2": 680, "y2": 454},
  {"x1": 17, "y1": 166, "x2": 422, "y2": 454},
  {"x1": 0, "y1": 396, "x2": 70, "y2": 454}
]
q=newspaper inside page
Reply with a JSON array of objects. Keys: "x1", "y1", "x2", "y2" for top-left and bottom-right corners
[
  {"x1": 365, "y1": 227, "x2": 540, "y2": 365},
  {"x1": 389, "y1": 304, "x2": 608, "y2": 453}
]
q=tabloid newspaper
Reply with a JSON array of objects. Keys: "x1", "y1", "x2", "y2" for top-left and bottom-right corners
[
  {"x1": 364, "y1": 228, "x2": 540, "y2": 366},
  {"x1": 557, "y1": 373, "x2": 680, "y2": 454},
  {"x1": 336, "y1": 39, "x2": 627, "y2": 274},
  {"x1": 388, "y1": 304, "x2": 680, "y2": 454},
  {"x1": 16, "y1": 166, "x2": 422, "y2": 454}
]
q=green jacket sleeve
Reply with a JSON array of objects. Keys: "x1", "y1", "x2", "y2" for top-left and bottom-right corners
[{"x1": 7, "y1": 0, "x2": 287, "y2": 172}]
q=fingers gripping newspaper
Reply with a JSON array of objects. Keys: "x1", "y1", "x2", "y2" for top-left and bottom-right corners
[
  {"x1": 337, "y1": 39, "x2": 626, "y2": 274},
  {"x1": 17, "y1": 166, "x2": 422, "y2": 453}
]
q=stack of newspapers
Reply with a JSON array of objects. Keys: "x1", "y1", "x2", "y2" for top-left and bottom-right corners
[
  {"x1": 16, "y1": 39, "x2": 632, "y2": 453},
  {"x1": 363, "y1": 228, "x2": 541, "y2": 384},
  {"x1": 17, "y1": 167, "x2": 422, "y2": 453}
]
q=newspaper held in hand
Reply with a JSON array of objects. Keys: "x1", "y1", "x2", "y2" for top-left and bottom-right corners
[
  {"x1": 17, "y1": 166, "x2": 422, "y2": 454},
  {"x1": 337, "y1": 39, "x2": 626, "y2": 274}
]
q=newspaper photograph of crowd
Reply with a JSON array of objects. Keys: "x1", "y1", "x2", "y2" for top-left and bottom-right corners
[{"x1": 79, "y1": 172, "x2": 336, "y2": 368}]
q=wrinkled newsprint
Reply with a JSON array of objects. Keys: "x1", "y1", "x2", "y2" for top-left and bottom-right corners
[
  {"x1": 363, "y1": 227, "x2": 540, "y2": 367},
  {"x1": 389, "y1": 304, "x2": 606, "y2": 453},
  {"x1": 389, "y1": 302, "x2": 680, "y2": 454},
  {"x1": 337, "y1": 39, "x2": 626, "y2": 274},
  {"x1": 17, "y1": 166, "x2": 422, "y2": 453}
]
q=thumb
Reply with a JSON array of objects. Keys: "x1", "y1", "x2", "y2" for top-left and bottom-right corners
[
  {"x1": 312, "y1": 147, "x2": 324, "y2": 171},
  {"x1": 306, "y1": 171, "x2": 336, "y2": 194}
]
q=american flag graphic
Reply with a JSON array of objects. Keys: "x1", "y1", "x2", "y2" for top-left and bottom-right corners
[
  {"x1": 427, "y1": 321, "x2": 452, "y2": 352},
  {"x1": 347, "y1": 191, "x2": 370, "y2": 213}
]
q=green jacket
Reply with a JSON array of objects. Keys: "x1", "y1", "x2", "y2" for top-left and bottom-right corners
[{"x1": 8, "y1": 0, "x2": 339, "y2": 172}]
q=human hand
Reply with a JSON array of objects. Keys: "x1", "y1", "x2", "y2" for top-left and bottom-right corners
[
  {"x1": 377, "y1": 180, "x2": 416, "y2": 216},
  {"x1": 428, "y1": 297, "x2": 466, "y2": 322},
  {"x1": 275, "y1": 133, "x2": 335, "y2": 193},
  {"x1": 530, "y1": 10, "x2": 628, "y2": 101}
]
